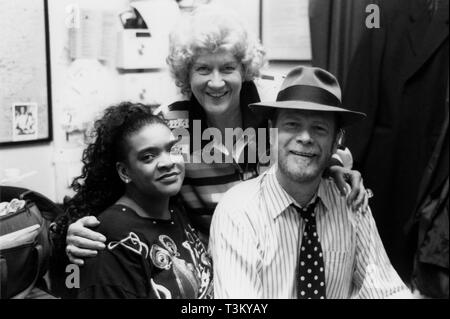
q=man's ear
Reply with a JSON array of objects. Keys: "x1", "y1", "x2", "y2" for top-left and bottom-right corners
[{"x1": 116, "y1": 162, "x2": 131, "y2": 184}]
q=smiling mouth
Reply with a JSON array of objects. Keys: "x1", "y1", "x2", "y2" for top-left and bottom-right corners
[
  {"x1": 206, "y1": 91, "x2": 228, "y2": 98},
  {"x1": 157, "y1": 172, "x2": 180, "y2": 181},
  {"x1": 290, "y1": 150, "x2": 317, "y2": 158}
]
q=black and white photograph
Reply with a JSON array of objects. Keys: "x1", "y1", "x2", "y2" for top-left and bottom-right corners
[
  {"x1": 0, "y1": 0, "x2": 448, "y2": 309},
  {"x1": 12, "y1": 103, "x2": 38, "y2": 141}
]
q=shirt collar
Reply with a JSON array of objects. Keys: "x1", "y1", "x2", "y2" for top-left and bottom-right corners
[
  {"x1": 316, "y1": 178, "x2": 332, "y2": 213},
  {"x1": 262, "y1": 165, "x2": 294, "y2": 220},
  {"x1": 262, "y1": 165, "x2": 332, "y2": 220}
]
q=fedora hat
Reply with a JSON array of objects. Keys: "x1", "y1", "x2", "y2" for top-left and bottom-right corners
[{"x1": 249, "y1": 66, "x2": 366, "y2": 127}]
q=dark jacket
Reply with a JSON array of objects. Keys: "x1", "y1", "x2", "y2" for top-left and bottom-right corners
[
  {"x1": 408, "y1": 105, "x2": 448, "y2": 298},
  {"x1": 343, "y1": 0, "x2": 449, "y2": 281}
]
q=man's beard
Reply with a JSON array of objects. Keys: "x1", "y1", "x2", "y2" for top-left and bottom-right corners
[{"x1": 278, "y1": 149, "x2": 332, "y2": 184}]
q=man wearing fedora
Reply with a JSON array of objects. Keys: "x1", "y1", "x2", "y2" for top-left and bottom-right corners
[{"x1": 209, "y1": 66, "x2": 413, "y2": 299}]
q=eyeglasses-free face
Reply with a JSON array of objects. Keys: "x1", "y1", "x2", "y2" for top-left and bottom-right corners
[
  {"x1": 190, "y1": 50, "x2": 244, "y2": 119},
  {"x1": 121, "y1": 123, "x2": 185, "y2": 199},
  {"x1": 274, "y1": 109, "x2": 339, "y2": 185}
]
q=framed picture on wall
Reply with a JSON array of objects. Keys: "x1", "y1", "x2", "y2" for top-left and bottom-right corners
[
  {"x1": 261, "y1": 0, "x2": 312, "y2": 61},
  {"x1": 0, "y1": 0, "x2": 52, "y2": 146}
]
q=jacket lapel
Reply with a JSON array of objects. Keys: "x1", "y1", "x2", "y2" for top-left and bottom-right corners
[{"x1": 404, "y1": 0, "x2": 449, "y2": 81}]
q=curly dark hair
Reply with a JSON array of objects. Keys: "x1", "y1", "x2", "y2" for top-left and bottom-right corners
[{"x1": 63, "y1": 102, "x2": 167, "y2": 224}]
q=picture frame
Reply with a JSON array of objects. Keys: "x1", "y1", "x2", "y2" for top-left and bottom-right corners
[
  {"x1": 0, "y1": 0, "x2": 53, "y2": 146},
  {"x1": 260, "y1": 0, "x2": 312, "y2": 61}
]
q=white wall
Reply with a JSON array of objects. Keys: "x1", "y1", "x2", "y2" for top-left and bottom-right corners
[
  {"x1": 0, "y1": 144, "x2": 56, "y2": 198},
  {"x1": 1, "y1": 0, "x2": 181, "y2": 202},
  {"x1": 0, "y1": 0, "x2": 306, "y2": 203}
]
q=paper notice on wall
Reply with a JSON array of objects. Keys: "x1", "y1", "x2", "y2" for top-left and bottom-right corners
[
  {"x1": 262, "y1": 0, "x2": 312, "y2": 60},
  {"x1": 69, "y1": 9, "x2": 117, "y2": 61}
]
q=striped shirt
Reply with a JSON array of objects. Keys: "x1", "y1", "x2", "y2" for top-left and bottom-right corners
[{"x1": 209, "y1": 165, "x2": 412, "y2": 299}]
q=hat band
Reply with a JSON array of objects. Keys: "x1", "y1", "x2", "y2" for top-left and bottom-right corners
[{"x1": 276, "y1": 85, "x2": 341, "y2": 106}]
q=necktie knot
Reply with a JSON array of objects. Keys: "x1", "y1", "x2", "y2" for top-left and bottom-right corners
[{"x1": 294, "y1": 198, "x2": 319, "y2": 221}]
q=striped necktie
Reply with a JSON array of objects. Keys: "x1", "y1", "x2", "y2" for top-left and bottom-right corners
[{"x1": 294, "y1": 199, "x2": 326, "y2": 299}]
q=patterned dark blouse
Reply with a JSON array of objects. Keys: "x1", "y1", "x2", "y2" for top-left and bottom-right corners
[{"x1": 78, "y1": 201, "x2": 213, "y2": 299}]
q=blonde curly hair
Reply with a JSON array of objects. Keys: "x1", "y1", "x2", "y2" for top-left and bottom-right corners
[{"x1": 166, "y1": 5, "x2": 267, "y2": 96}]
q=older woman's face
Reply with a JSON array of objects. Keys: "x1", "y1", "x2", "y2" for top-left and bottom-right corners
[{"x1": 190, "y1": 50, "x2": 243, "y2": 117}]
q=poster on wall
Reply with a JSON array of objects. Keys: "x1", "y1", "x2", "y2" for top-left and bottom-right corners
[
  {"x1": 0, "y1": 0, "x2": 52, "y2": 146},
  {"x1": 261, "y1": 0, "x2": 312, "y2": 61}
]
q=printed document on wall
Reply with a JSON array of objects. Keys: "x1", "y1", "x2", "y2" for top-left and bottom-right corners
[{"x1": 262, "y1": 0, "x2": 311, "y2": 60}]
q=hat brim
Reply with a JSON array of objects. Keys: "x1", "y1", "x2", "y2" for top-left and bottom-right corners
[{"x1": 248, "y1": 101, "x2": 366, "y2": 127}]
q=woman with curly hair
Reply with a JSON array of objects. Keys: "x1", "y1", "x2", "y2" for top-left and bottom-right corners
[
  {"x1": 66, "y1": 4, "x2": 368, "y2": 264},
  {"x1": 67, "y1": 102, "x2": 212, "y2": 299}
]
